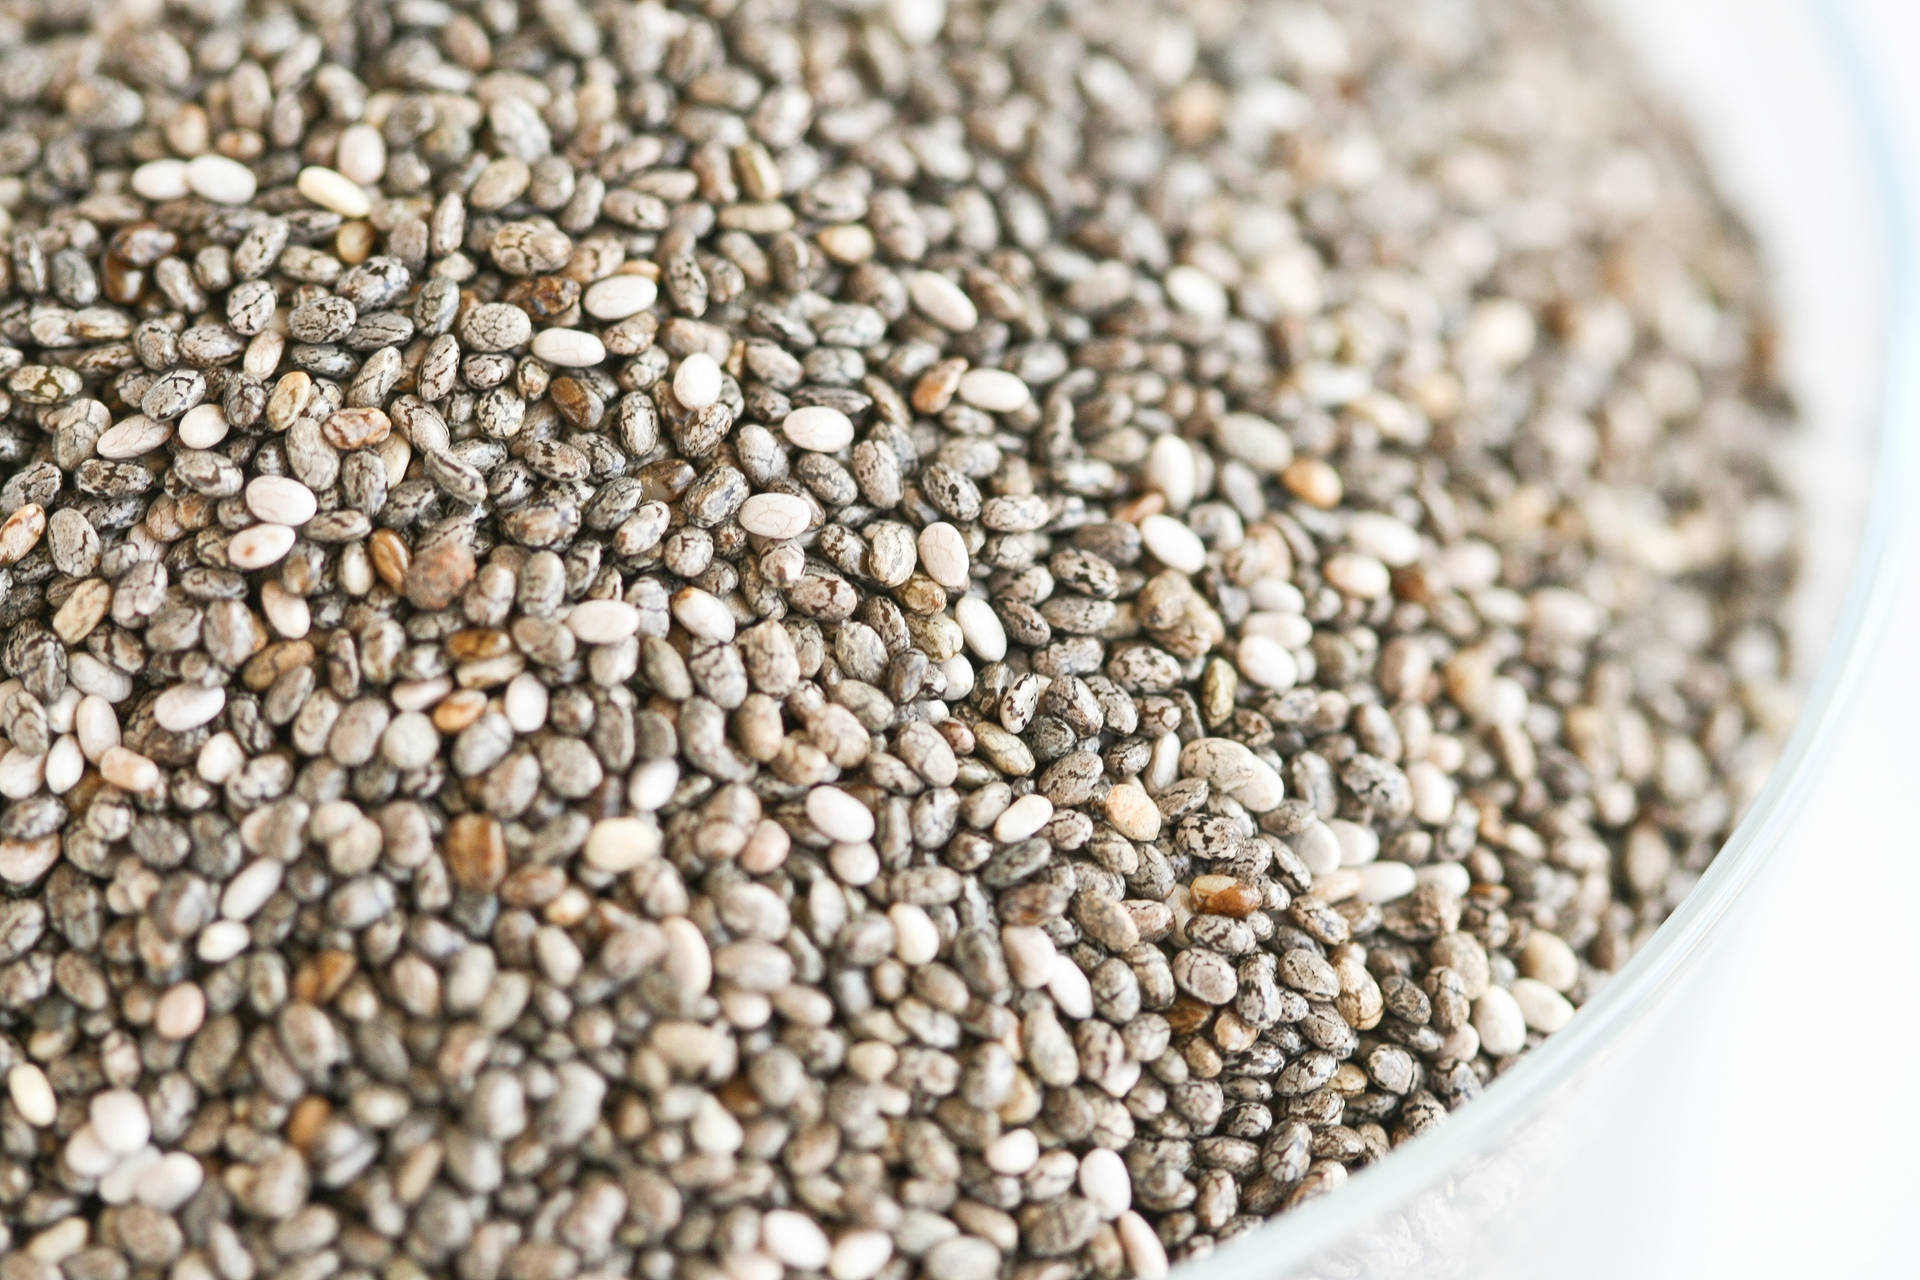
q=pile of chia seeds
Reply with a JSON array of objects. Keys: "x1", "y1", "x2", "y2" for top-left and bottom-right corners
[{"x1": 0, "y1": 0, "x2": 1797, "y2": 1277}]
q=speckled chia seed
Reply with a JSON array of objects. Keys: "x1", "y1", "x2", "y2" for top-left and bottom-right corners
[{"x1": 0, "y1": 0, "x2": 1798, "y2": 1275}]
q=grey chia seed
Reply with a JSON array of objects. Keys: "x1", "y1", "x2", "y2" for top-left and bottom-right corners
[{"x1": 0, "y1": 0, "x2": 1796, "y2": 1277}]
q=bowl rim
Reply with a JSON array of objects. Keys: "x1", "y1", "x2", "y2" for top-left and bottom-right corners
[{"x1": 1183, "y1": 4, "x2": 1920, "y2": 1274}]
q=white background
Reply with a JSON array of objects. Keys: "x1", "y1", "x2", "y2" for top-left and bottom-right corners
[{"x1": 1568, "y1": 1, "x2": 1920, "y2": 1273}]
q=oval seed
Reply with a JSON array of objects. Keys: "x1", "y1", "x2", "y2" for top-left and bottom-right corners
[
  {"x1": 957, "y1": 368, "x2": 1031, "y2": 412},
  {"x1": 583, "y1": 275, "x2": 658, "y2": 320},
  {"x1": 673, "y1": 353, "x2": 723, "y2": 408},
  {"x1": 131, "y1": 158, "x2": 190, "y2": 201},
  {"x1": 230, "y1": 523, "x2": 297, "y2": 569},
  {"x1": 154, "y1": 684, "x2": 225, "y2": 732},
  {"x1": 531, "y1": 327, "x2": 608, "y2": 368},
  {"x1": 917, "y1": 522, "x2": 969, "y2": 588},
  {"x1": 7, "y1": 1063, "x2": 56, "y2": 1127},
  {"x1": 186, "y1": 154, "x2": 256, "y2": 203},
  {"x1": 738, "y1": 493, "x2": 813, "y2": 539},
  {"x1": 297, "y1": 165, "x2": 373, "y2": 217},
  {"x1": 782, "y1": 405, "x2": 854, "y2": 452},
  {"x1": 806, "y1": 786, "x2": 874, "y2": 843}
]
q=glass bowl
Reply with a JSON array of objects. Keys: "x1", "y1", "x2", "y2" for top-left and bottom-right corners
[{"x1": 1182, "y1": 1, "x2": 1915, "y2": 1277}]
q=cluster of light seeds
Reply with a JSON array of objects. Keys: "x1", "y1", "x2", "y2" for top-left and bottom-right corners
[{"x1": 0, "y1": 0, "x2": 1797, "y2": 1277}]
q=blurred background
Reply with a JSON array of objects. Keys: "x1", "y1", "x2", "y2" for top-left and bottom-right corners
[{"x1": 1560, "y1": 1, "x2": 1920, "y2": 1273}]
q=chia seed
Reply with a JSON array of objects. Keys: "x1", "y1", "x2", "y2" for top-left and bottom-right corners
[{"x1": 0, "y1": 0, "x2": 1798, "y2": 1275}]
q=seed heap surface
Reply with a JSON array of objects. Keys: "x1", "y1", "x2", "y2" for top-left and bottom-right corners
[{"x1": 0, "y1": 0, "x2": 1795, "y2": 1277}]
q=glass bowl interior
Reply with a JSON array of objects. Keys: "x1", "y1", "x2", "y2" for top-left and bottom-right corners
[{"x1": 1180, "y1": 1, "x2": 1915, "y2": 1276}]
